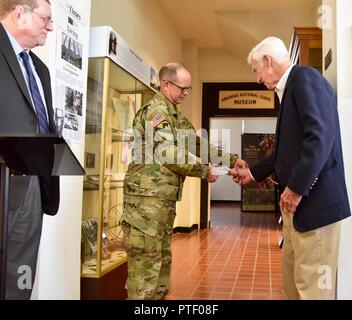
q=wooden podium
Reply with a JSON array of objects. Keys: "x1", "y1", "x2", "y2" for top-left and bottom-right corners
[{"x1": 0, "y1": 133, "x2": 85, "y2": 299}]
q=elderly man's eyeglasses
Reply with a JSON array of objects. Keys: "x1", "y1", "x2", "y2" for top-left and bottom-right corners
[
  {"x1": 164, "y1": 80, "x2": 192, "y2": 94},
  {"x1": 22, "y1": 7, "x2": 53, "y2": 26}
]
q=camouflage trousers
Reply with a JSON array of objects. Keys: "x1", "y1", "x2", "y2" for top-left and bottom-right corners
[{"x1": 122, "y1": 195, "x2": 176, "y2": 300}]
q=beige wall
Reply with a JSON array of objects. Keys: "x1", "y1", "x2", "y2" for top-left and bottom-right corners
[
  {"x1": 175, "y1": 39, "x2": 202, "y2": 228},
  {"x1": 90, "y1": 0, "x2": 182, "y2": 70},
  {"x1": 199, "y1": 48, "x2": 254, "y2": 82},
  {"x1": 199, "y1": 7, "x2": 318, "y2": 83}
]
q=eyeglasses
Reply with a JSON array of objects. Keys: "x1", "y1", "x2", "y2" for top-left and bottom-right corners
[
  {"x1": 22, "y1": 6, "x2": 53, "y2": 26},
  {"x1": 164, "y1": 80, "x2": 192, "y2": 94}
]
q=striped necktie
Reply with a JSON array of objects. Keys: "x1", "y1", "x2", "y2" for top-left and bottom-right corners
[{"x1": 20, "y1": 51, "x2": 49, "y2": 134}]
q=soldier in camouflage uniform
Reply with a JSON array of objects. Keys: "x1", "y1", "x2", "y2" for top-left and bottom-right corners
[{"x1": 122, "y1": 63, "x2": 244, "y2": 300}]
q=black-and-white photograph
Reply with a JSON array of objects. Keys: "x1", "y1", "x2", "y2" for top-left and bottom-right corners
[
  {"x1": 64, "y1": 112, "x2": 79, "y2": 132},
  {"x1": 109, "y1": 31, "x2": 117, "y2": 55},
  {"x1": 85, "y1": 152, "x2": 95, "y2": 169},
  {"x1": 82, "y1": 218, "x2": 98, "y2": 253},
  {"x1": 150, "y1": 67, "x2": 160, "y2": 91},
  {"x1": 61, "y1": 32, "x2": 83, "y2": 69},
  {"x1": 65, "y1": 86, "x2": 83, "y2": 116},
  {"x1": 55, "y1": 108, "x2": 65, "y2": 135}
]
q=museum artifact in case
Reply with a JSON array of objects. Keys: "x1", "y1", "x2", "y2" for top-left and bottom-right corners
[{"x1": 81, "y1": 27, "x2": 156, "y2": 299}]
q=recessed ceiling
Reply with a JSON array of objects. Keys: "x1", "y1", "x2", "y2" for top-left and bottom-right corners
[{"x1": 157, "y1": 0, "x2": 320, "y2": 58}]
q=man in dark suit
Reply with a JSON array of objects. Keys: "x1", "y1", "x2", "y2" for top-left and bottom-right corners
[
  {"x1": 234, "y1": 37, "x2": 351, "y2": 299},
  {"x1": 0, "y1": 0, "x2": 59, "y2": 299}
]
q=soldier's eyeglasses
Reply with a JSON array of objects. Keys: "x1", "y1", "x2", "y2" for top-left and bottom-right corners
[
  {"x1": 164, "y1": 80, "x2": 192, "y2": 95},
  {"x1": 22, "y1": 6, "x2": 53, "y2": 26}
]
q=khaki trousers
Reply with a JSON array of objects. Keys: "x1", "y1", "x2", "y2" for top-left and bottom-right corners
[{"x1": 282, "y1": 211, "x2": 341, "y2": 300}]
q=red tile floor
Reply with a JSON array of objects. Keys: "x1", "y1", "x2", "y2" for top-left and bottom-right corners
[{"x1": 165, "y1": 202, "x2": 284, "y2": 300}]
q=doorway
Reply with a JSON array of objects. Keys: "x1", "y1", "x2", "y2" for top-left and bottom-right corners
[
  {"x1": 200, "y1": 82, "x2": 280, "y2": 229},
  {"x1": 209, "y1": 118, "x2": 276, "y2": 226}
]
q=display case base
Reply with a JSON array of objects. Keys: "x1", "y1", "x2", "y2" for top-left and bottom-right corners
[{"x1": 81, "y1": 261, "x2": 128, "y2": 300}]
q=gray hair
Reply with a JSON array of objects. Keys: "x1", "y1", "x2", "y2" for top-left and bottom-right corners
[
  {"x1": 247, "y1": 36, "x2": 290, "y2": 66},
  {"x1": 0, "y1": 0, "x2": 50, "y2": 20}
]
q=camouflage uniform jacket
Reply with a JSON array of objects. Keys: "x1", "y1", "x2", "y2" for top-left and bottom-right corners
[{"x1": 123, "y1": 92, "x2": 238, "y2": 202}]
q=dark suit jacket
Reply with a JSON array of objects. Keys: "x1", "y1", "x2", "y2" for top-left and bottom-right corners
[
  {"x1": 0, "y1": 23, "x2": 60, "y2": 215},
  {"x1": 251, "y1": 65, "x2": 350, "y2": 232}
]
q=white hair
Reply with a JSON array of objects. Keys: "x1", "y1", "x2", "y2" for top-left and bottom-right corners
[{"x1": 247, "y1": 37, "x2": 290, "y2": 66}]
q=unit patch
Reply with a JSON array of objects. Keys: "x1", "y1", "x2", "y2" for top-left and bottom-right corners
[{"x1": 154, "y1": 121, "x2": 173, "y2": 141}]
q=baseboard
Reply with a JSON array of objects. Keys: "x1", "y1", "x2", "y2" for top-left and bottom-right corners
[
  {"x1": 173, "y1": 224, "x2": 198, "y2": 234},
  {"x1": 211, "y1": 200, "x2": 241, "y2": 203}
]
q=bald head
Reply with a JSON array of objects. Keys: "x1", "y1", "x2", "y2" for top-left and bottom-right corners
[{"x1": 159, "y1": 63, "x2": 190, "y2": 83}]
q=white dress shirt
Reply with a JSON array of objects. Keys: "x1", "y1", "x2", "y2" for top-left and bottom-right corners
[{"x1": 274, "y1": 64, "x2": 295, "y2": 103}]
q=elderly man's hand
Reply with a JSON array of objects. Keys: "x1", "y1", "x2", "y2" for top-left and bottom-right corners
[
  {"x1": 233, "y1": 168, "x2": 253, "y2": 186},
  {"x1": 229, "y1": 158, "x2": 248, "y2": 179},
  {"x1": 280, "y1": 187, "x2": 302, "y2": 214},
  {"x1": 234, "y1": 158, "x2": 247, "y2": 170}
]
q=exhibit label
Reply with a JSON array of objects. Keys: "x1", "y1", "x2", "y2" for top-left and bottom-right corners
[{"x1": 219, "y1": 90, "x2": 275, "y2": 109}]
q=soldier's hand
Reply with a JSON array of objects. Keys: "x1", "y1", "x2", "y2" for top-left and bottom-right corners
[
  {"x1": 229, "y1": 167, "x2": 239, "y2": 177},
  {"x1": 206, "y1": 166, "x2": 219, "y2": 183}
]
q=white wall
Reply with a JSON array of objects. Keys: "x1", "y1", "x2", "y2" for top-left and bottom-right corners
[
  {"x1": 210, "y1": 119, "x2": 242, "y2": 201},
  {"x1": 210, "y1": 118, "x2": 277, "y2": 201},
  {"x1": 243, "y1": 119, "x2": 277, "y2": 135},
  {"x1": 327, "y1": 0, "x2": 352, "y2": 300},
  {"x1": 322, "y1": 0, "x2": 337, "y2": 91},
  {"x1": 31, "y1": 0, "x2": 91, "y2": 299}
]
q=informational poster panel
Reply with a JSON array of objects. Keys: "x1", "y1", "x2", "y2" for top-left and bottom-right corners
[
  {"x1": 52, "y1": 0, "x2": 90, "y2": 143},
  {"x1": 241, "y1": 133, "x2": 277, "y2": 212}
]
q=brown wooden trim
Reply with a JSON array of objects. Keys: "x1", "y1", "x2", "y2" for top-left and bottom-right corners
[
  {"x1": 81, "y1": 262, "x2": 128, "y2": 300},
  {"x1": 200, "y1": 82, "x2": 280, "y2": 229}
]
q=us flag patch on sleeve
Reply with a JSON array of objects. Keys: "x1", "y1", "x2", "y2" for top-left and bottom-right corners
[{"x1": 151, "y1": 114, "x2": 165, "y2": 127}]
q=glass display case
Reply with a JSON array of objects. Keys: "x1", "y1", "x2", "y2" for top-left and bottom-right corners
[{"x1": 81, "y1": 57, "x2": 154, "y2": 279}]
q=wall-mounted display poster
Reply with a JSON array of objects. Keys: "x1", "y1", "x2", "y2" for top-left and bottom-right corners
[
  {"x1": 53, "y1": 1, "x2": 89, "y2": 142},
  {"x1": 241, "y1": 133, "x2": 277, "y2": 212}
]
